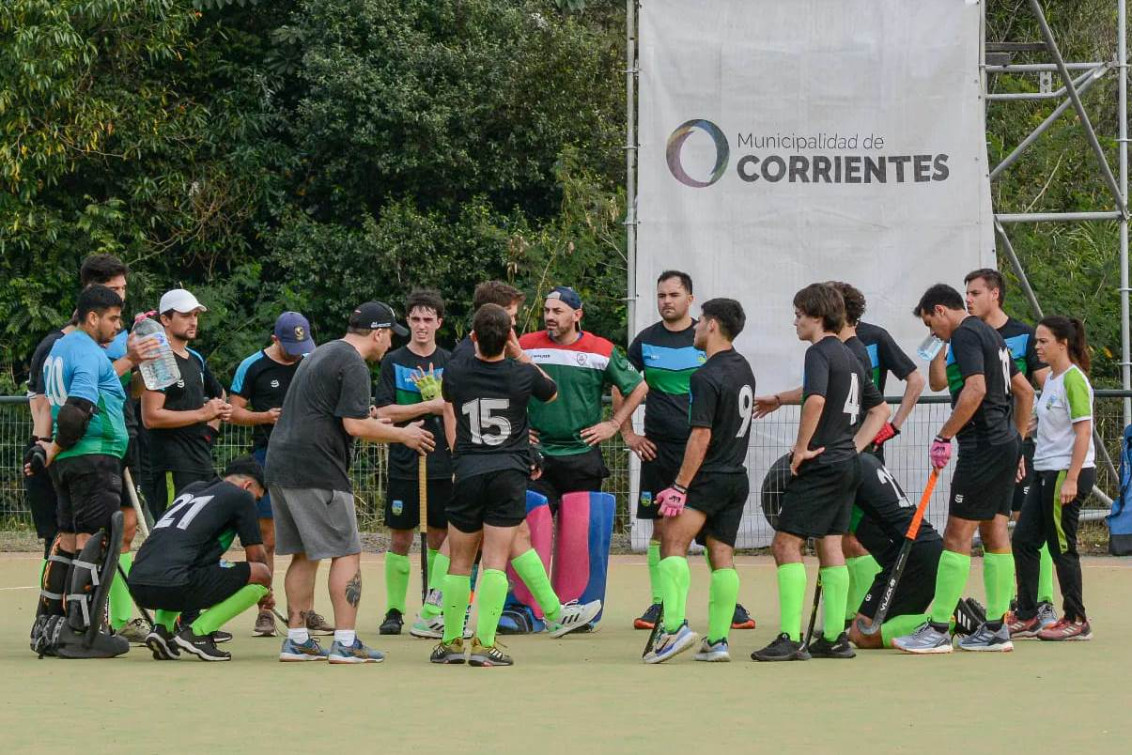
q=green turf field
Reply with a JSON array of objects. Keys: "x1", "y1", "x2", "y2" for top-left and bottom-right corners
[{"x1": 2, "y1": 553, "x2": 1130, "y2": 754}]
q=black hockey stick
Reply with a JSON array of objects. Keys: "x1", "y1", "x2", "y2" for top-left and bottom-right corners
[
  {"x1": 803, "y1": 572, "x2": 822, "y2": 647},
  {"x1": 642, "y1": 603, "x2": 665, "y2": 658},
  {"x1": 117, "y1": 562, "x2": 155, "y2": 629}
]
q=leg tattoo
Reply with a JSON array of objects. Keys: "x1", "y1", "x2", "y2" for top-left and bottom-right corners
[{"x1": 346, "y1": 569, "x2": 362, "y2": 608}]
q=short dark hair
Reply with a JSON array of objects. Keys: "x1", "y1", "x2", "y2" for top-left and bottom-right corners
[
  {"x1": 825, "y1": 281, "x2": 866, "y2": 326},
  {"x1": 345, "y1": 325, "x2": 373, "y2": 337},
  {"x1": 406, "y1": 289, "x2": 445, "y2": 320},
  {"x1": 80, "y1": 255, "x2": 128, "y2": 287},
  {"x1": 913, "y1": 283, "x2": 965, "y2": 316},
  {"x1": 793, "y1": 284, "x2": 845, "y2": 333},
  {"x1": 224, "y1": 454, "x2": 266, "y2": 489},
  {"x1": 473, "y1": 281, "x2": 525, "y2": 310},
  {"x1": 473, "y1": 303, "x2": 513, "y2": 357},
  {"x1": 700, "y1": 298, "x2": 746, "y2": 340},
  {"x1": 964, "y1": 268, "x2": 1006, "y2": 307},
  {"x1": 657, "y1": 270, "x2": 693, "y2": 294},
  {"x1": 76, "y1": 285, "x2": 123, "y2": 322}
]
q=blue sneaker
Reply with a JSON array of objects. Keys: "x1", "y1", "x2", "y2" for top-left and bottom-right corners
[
  {"x1": 278, "y1": 636, "x2": 329, "y2": 662},
  {"x1": 643, "y1": 621, "x2": 699, "y2": 664},
  {"x1": 328, "y1": 638, "x2": 386, "y2": 664},
  {"x1": 693, "y1": 637, "x2": 731, "y2": 662}
]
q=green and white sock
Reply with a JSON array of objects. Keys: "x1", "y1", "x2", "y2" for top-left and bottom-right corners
[
  {"x1": 420, "y1": 551, "x2": 451, "y2": 620},
  {"x1": 777, "y1": 562, "x2": 807, "y2": 642},
  {"x1": 647, "y1": 541, "x2": 662, "y2": 605},
  {"x1": 511, "y1": 549, "x2": 560, "y2": 620},
  {"x1": 1037, "y1": 544, "x2": 1055, "y2": 604},
  {"x1": 109, "y1": 552, "x2": 133, "y2": 630},
  {"x1": 658, "y1": 556, "x2": 690, "y2": 633},
  {"x1": 385, "y1": 552, "x2": 410, "y2": 614},
  {"x1": 191, "y1": 585, "x2": 269, "y2": 636},
  {"x1": 984, "y1": 551, "x2": 1015, "y2": 622},
  {"x1": 707, "y1": 568, "x2": 739, "y2": 643},
  {"x1": 441, "y1": 574, "x2": 471, "y2": 643},
  {"x1": 820, "y1": 565, "x2": 849, "y2": 641},
  {"x1": 929, "y1": 550, "x2": 971, "y2": 626},
  {"x1": 475, "y1": 569, "x2": 508, "y2": 647}
]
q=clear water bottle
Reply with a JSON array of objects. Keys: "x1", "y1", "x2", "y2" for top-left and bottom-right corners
[
  {"x1": 917, "y1": 334, "x2": 945, "y2": 361},
  {"x1": 133, "y1": 314, "x2": 181, "y2": 390}
]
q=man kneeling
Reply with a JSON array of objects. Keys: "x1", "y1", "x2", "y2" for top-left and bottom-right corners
[{"x1": 129, "y1": 456, "x2": 273, "y2": 661}]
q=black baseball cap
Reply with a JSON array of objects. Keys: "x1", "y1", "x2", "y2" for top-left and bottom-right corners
[
  {"x1": 547, "y1": 286, "x2": 582, "y2": 310},
  {"x1": 349, "y1": 301, "x2": 409, "y2": 336}
]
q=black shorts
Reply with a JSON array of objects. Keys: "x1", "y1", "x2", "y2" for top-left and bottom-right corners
[
  {"x1": 130, "y1": 562, "x2": 252, "y2": 614},
  {"x1": 385, "y1": 476, "x2": 451, "y2": 530},
  {"x1": 51, "y1": 454, "x2": 123, "y2": 535},
  {"x1": 637, "y1": 441, "x2": 685, "y2": 520},
  {"x1": 448, "y1": 469, "x2": 528, "y2": 533},
  {"x1": 950, "y1": 436, "x2": 1022, "y2": 522},
  {"x1": 857, "y1": 537, "x2": 943, "y2": 620},
  {"x1": 529, "y1": 447, "x2": 609, "y2": 511},
  {"x1": 23, "y1": 443, "x2": 58, "y2": 541},
  {"x1": 777, "y1": 457, "x2": 862, "y2": 539},
  {"x1": 1012, "y1": 437, "x2": 1037, "y2": 513},
  {"x1": 686, "y1": 471, "x2": 749, "y2": 548}
]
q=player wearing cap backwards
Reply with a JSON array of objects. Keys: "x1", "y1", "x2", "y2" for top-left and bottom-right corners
[{"x1": 229, "y1": 311, "x2": 317, "y2": 638}]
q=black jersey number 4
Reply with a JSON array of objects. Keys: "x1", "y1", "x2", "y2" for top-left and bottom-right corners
[
  {"x1": 461, "y1": 398, "x2": 513, "y2": 446},
  {"x1": 156, "y1": 492, "x2": 215, "y2": 531}
]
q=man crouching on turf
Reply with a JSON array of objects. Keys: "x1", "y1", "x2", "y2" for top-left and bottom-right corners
[
  {"x1": 644, "y1": 298, "x2": 756, "y2": 664},
  {"x1": 128, "y1": 456, "x2": 273, "y2": 661}
]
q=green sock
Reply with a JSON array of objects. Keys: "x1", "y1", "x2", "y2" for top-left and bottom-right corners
[
  {"x1": 658, "y1": 556, "x2": 691, "y2": 633},
  {"x1": 845, "y1": 556, "x2": 860, "y2": 622},
  {"x1": 880, "y1": 613, "x2": 930, "y2": 648},
  {"x1": 385, "y1": 552, "x2": 411, "y2": 614},
  {"x1": 442, "y1": 574, "x2": 471, "y2": 643},
  {"x1": 928, "y1": 550, "x2": 972, "y2": 625},
  {"x1": 511, "y1": 549, "x2": 560, "y2": 620},
  {"x1": 191, "y1": 585, "x2": 269, "y2": 636},
  {"x1": 707, "y1": 568, "x2": 740, "y2": 643},
  {"x1": 156, "y1": 609, "x2": 179, "y2": 633},
  {"x1": 846, "y1": 555, "x2": 881, "y2": 620},
  {"x1": 820, "y1": 565, "x2": 850, "y2": 641},
  {"x1": 777, "y1": 562, "x2": 807, "y2": 642},
  {"x1": 109, "y1": 551, "x2": 133, "y2": 630},
  {"x1": 426, "y1": 548, "x2": 438, "y2": 586},
  {"x1": 984, "y1": 551, "x2": 1015, "y2": 622},
  {"x1": 420, "y1": 552, "x2": 451, "y2": 620},
  {"x1": 647, "y1": 541, "x2": 662, "y2": 604},
  {"x1": 475, "y1": 569, "x2": 508, "y2": 647},
  {"x1": 39, "y1": 558, "x2": 47, "y2": 584},
  {"x1": 1037, "y1": 544, "x2": 1055, "y2": 603}
]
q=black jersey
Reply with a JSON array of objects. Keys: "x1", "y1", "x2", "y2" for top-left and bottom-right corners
[
  {"x1": 944, "y1": 317, "x2": 1019, "y2": 447},
  {"x1": 627, "y1": 320, "x2": 705, "y2": 444},
  {"x1": 231, "y1": 350, "x2": 302, "y2": 450},
  {"x1": 148, "y1": 349, "x2": 225, "y2": 474},
  {"x1": 443, "y1": 356, "x2": 557, "y2": 480},
  {"x1": 688, "y1": 349, "x2": 756, "y2": 475},
  {"x1": 801, "y1": 335, "x2": 884, "y2": 468},
  {"x1": 856, "y1": 321, "x2": 917, "y2": 394},
  {"x1": 129, "y1": 478, "x2": 262, "y2": 587},
  {"x1": 853, "y1": 453, "x2": 939, "y2": 561},
  {"x1": 374, "y1": 345, "x2": 453, "y2": 480},
  {"x1": 27, "y1": 329, "x2": 67, "y2": 397},
  {"x1": 996, "y1": 317, "x2": 1046, "y2": 381},
  {"x1": 842, "y1": 335, "x2": 872, "y2": 374}
]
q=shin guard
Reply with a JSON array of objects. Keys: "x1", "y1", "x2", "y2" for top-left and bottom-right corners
[{"x1": 551, "y1": 491, "x2": 615, "y2": 625}]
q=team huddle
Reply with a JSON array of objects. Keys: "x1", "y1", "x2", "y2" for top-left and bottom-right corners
[{"x1": 21, "y1": 254, "x2": 1098, "y2": 665}]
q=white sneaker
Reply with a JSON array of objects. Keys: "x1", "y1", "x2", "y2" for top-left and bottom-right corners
[
  {"x1": 409, "y1": 612, "x2": 445, "y2": 639},
  {"x1": 545, "y1": 600, "x2": 602, "y2": 638},
  {"x1": 693, "y1": 638, "x2": 731, "y2": 662}
]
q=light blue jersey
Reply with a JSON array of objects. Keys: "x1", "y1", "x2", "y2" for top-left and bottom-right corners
[{"x1": 45, "y1": 330, "x2": 128, "y2": 460}]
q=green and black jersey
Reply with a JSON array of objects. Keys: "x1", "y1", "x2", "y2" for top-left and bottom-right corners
[
  {"x1": 944, "y1": 316, "x2": 1019, "y2": 447},
  {"x1": 374, "y1": 345, "x2": 453, "y2": 480},
  {"x1": 627, "y1": 320, "x2": 705, "y2": 444}
]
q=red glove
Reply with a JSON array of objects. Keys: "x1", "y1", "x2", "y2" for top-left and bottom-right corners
[
  {"x1": 873, "y1": 422, "x2": 900, "y2": 447},
  {"x1": 657, "y1": 484, "x2": 688, "y2": 517}
]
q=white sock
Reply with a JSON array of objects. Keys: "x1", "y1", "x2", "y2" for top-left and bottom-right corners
[
  {"x1": 288, "y1": 627, "x2": 310, "y2": 643},
  {"x1": 334, "y1": 629, "x2": 357, "y2": 646}
]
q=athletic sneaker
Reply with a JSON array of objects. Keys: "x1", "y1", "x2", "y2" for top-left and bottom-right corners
[
  {"x1": 410, "y1": 612, "x2": 445, "y2": 639},
  {"x1": 892, "y1": 622, "x2": 953, "y2": 655},
  {"x1": 253, "y1": 610, "x2": 277, "y2": 637},
  {"x1": 634, "y1": 602, "x2": 662, "y2": 630},
  {"x1": 1006, "y1": 613, "x2": 1042, "y2": 639},
  {"x1": 328, "y1": 638, "x2": 386, "y2": 664},
  {"x1": 1037, "y1": 618, "x2": 1092, "y2": 642},
  {"x1": 430, "y1": 637, "x2": 466, "y2": 664},
  {"x1": 379, "y1": 608, "x2": 404, "y2": 636},
  {"x1": 174, "y1": 628, "x2": 231, "y2": 661},
  {"x1": 1036, "y1": 601, "x2": 1059, "y2": 629},
  {"x1": 212, "y1": 630, "x2": 233, "y2": 644},
  {"x1": 545, "y1": 600, "x2": 602, "y2": 638},
  {"x1": 117, "y1": 618, "x2": 151, "y2": 645},
  {"x1": 731, "y1": 603, "x2": 756, "y2": 630},
  {"x1": 305, "y1": 610, "x2": 335, "y2": 635},
  {"x1": 751, "y1": 632, "x2": 810, "y2": 662},
  {"x1": 954, "y1": 598, "x2": 987, "y2": 637},
  {"x1": 957, "y1": 622, "x2": 1013, "y2": 652},
  {"x1": 808, "y1": 631, "x2": 856, "y2": 659},
  {"x1": 643, "y1": 621, "x2": 699, "y2": 664},
  {"x1": 144, "y1": 625, "x2": 181, "y2": 661},
  {"x1": 468, "y1": 637, "x2": 513, "y2": 667},
  {"x1": 693, "y1": 638, "x2": 731, "y2": 662},
  {"x1": 279, "y1": 636, "x2": 330, "y2": 662}
]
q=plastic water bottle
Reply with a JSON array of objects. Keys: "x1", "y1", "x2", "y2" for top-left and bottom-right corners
[
  {"x1": 133, "y1": 314, "x2": 181, "y2": 390},
  {"x1": 917, "y1": 334, "x2": 945, "y2": 361}
]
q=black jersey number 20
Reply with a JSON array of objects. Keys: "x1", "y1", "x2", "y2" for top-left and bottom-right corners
[{"x1": 461, "y1": 398, "x2": 512, "y2": 446}]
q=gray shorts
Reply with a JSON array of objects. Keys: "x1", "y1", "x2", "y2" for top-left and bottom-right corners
[{"x1": 270, "y1": 486, "x2": 362, "y2": 560}]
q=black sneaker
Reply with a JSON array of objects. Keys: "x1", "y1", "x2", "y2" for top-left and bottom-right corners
[
  {"x1": 808, "y1": 631, "x2": 856, "y2": 659},
  {"x1": 954, "y1": 597, "x2": 987, "y2": 637},
  {"x1": 212, "y1": 630, "x2": 233, "y2": 644},
  {"x1": 145, "y1": 625, "x2": 181, "y2": 661},
  {"x1": 634, "y1": 602, "x2": 662, "y2": 630},
  {"x1": 380, "y1": 609, "x2": 404, "y2": 635},
  {"x1": 173, "y1": 628, "x2": 231, "y2": 661},
  {"x1": 731, "y1": 603, "x2": 756, "y2": 630},
  {"x1": 751, "y1": 632, "x2": 810, "y2": 662}
]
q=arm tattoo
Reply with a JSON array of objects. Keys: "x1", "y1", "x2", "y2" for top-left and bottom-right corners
[{"x1": 345, "y1": 569, "x2": 362, "y2": 608}]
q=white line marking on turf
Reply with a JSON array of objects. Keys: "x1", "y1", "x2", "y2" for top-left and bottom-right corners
[{"x1": 0, "y1": 586, "x2": 37, "y2": 591}]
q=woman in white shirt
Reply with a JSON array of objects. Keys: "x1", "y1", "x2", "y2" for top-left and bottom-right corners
[{"x1": 1009, "y1": 316, "x2": 1095, "y2": 641}]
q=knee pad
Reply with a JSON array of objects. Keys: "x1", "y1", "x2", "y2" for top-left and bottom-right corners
[
  {"x1": 66, "y1": 511, "x2": 124, "y2": 638},
  {"x1": 38, "y1": 536, "x2": 74, "y2": 618}
]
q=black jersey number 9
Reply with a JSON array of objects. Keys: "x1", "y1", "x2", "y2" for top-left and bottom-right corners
[
  {"x1": 737, "y1": 385, "x2": 753, "y2": 438},
  {"x1": 461, "y1": 398, "x2": 512, "y2": 446}
]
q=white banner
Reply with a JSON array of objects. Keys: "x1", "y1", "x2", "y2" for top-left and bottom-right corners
[{"x1": 633, "y1": 0, "x2": 995, "y2": 547}]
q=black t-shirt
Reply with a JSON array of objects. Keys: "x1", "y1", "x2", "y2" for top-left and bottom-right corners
[
  {"x1": 443, "y1": 356, "x2": 557, "y2": 480},
  {"x1": 856, "y1": 321, "x2": 917, "y2": 394},
  {"x1": 842, "y1": 335, "x2": 873, "y2": 375},
  {"x1": 688, "y1": 348, "x2": 756, "y2": 475},
  {"x1": 265, "y1": 340, "x2": 373, "y2": 492},
  {"x1": 27, "y1": 329, "x2": 67, "y2": 397},
  {"x1": 149, "y1": 349, "x2": 225, "y2": 474},
  {"x1": 801, "y1": 335, "x2": 883, "y2": 468},
  {"x1": 231, "y1": 350, "x2": 302, "y2": 450},
  {"x1": 374, "y1": 345, "x2": 453, "y2": 480},
  {"x1": 852, "y1": 453, "x2": 939, "y2": 563},
  {"x1": 450, "y1": 336, "x2": 475, "y2": 365},
  {"x1": 129, "y1": 478, "x2": 262, "y2": 587},
  {"x1": 997, "y1": 317, "x2": 1046, "y2": 381},
  {"x1": 944, "y1": 317, "x2": 1019, "y2": 447},
  {"x1": 627, "y1": 320, "x2": 705, "y2": 444}
]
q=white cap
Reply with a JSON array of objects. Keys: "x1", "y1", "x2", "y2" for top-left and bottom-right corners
[{"x1": 159, "y1": 288, "x2": 208, "y2": 314}]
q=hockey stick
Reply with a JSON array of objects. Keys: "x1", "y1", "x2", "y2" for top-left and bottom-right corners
[
  {"x1": 857, "y1": 468, "x2": 940, "y2": 636},
  {"x1": 123, "y1": 467, "x2": 152, "y2": 538},
  {"x1": 116, "y1": 562, "x2": 155, "y2": 629},
  {"x1": 803, "y1": 572, "x2": 822, "y2": 647},
  {"x1": 642, "y1": 602, "x2": 665, "y2": 658},
  {"x1": 419, "y1": 454, "x2": 429, "y2": 603}
]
